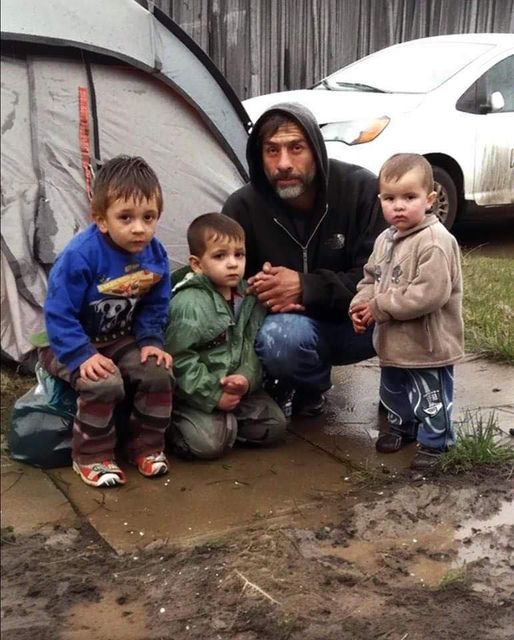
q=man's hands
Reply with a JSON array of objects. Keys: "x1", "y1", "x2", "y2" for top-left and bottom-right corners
[
  {"x1": 79, "y1": 346, "x2": 172, "y2": 383},
  {"x1": 248, "y1": 262, "x2": 304, "y2": 313},
  {"x1": 217, "y1": 374, "x2": 249, "y2": 411},
  {"x1": 350, "y1": 302, "x2": 375, "y2": 334},
  {"x1": 79, "y1": 353, "x2": 116, "y2": 382},
  {"x1": 140, "y1": 345, "x2": 173, "y2": 368}
]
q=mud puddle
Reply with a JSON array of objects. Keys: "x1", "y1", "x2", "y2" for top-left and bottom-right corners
[
  {"x1": 2, "y1": 471, "x2": 513, "y2": 640},
  {"x1": 60, "y1": 591, "x2": 148, "y2": 640},
  {"x1": 294, "y1": 484, "x2": 513, "y2": 592}
]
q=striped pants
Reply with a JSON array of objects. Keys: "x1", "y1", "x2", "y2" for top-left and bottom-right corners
[
  {"x1": 379, "y1": 366, "x2": 455, "y2": 451},
  {"x1": 39, "y1": 336, "x2": 173, "y2": 463}
]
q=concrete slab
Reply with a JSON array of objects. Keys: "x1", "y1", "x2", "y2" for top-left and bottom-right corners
[
  {"x1": 289, "y1": 356, "x2": 514, "y2": 466},
  {"x1": 454, "y1": 355, "x2": 514, "y2": 411},
  {"x1": 3, "y1": 355, "x2": 510, "y2": 554},
  {"x1": 1, "y1": 455, "x2": 79, "y2": 535},
  {"x1": 46, "y1": 434, "x2": 351, "y2": 553}
]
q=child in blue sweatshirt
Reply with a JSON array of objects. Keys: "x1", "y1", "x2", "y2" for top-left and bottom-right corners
[{"x1": 40, "y1": 156, "x2": 173, "y2": 487}]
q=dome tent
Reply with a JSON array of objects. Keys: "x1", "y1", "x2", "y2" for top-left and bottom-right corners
[{"x1": 1, "y1": 0, "x2": 250, "y2": 363}]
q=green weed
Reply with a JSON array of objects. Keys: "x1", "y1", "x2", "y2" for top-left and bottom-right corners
[
  {"x1": 440, "y1": 411, "x2": 514, "y2": 473},
  {"x1": 438, "y1": 566, "x2": 467, "y2": 589}
]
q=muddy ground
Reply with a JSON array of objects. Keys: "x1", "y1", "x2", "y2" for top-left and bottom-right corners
[{"x1": 2, "y1": 465, "x2": 513, "y2": 640}]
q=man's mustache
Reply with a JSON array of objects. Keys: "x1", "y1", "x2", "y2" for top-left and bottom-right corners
[{"x1": 272, "y1": 171, "x2": 303, "y2": 181}]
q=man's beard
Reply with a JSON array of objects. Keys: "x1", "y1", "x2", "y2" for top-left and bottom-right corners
[
  {"x1": 275, "y1": 183, "x2": 306, "y2": 199},
  {"x1": 267, "y1": 168, "x2": 316, "y2": 201}
]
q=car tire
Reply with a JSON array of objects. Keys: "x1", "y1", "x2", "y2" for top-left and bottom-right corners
[{"x1": 431, "y1": 166, "x2": 458, "y2": 229}]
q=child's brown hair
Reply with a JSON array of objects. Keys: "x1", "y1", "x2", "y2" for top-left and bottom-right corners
[
  {"x1": 187, "y1": 213, "x2": 245, "y2": 257},
  {"x1": 91, "y1": 155, "x2": 163, "y2": 217},
  {"x1": 379, "y1": 153, "x2": 434, "y2": 193}
]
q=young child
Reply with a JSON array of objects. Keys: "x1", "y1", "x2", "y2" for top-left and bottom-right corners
[
  {"x1": 350, "y1": 154, "x2": 464, "y2": 470},
  {"x1": 39, "y1": 155, "x2": 173, "y2": 487},
  {"x1": 165, "y1": 212, "x2": 287, "y2": 459}
]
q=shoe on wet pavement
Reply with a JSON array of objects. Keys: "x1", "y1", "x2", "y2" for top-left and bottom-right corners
[
  {"x1": 410, "y1": 445, "x2": 444, "y2": 471},
  {"x1": 131, "y1": 451, "x2": 169, "y2": 477},
  {"x1": 292, "y1": 391, "x2": 326, "y2": 417},
  {"x1": 263, "y1": 379, "x2": 295, "y2": 421},
  {"x1": 73, "y1": 460, "x2": 127, "y2": 487},
  {"x1": 375, "y1": 432, "x2": 415, "y2": 453}
]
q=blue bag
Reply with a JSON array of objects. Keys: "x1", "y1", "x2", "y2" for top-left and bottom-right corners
[{"x1": 8, "y1": 364, "x2": 77, "y2": 468}]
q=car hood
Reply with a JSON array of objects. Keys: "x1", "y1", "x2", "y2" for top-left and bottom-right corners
[{"x1": 243, "y1": 89, "x2": 425, "y2": 125}]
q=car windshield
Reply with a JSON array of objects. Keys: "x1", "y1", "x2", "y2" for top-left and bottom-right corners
[{"x1": 317, "y1": 42, "x2": 494, "y2": 93}]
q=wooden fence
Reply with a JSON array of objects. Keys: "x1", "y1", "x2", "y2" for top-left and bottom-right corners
[{"x1": 152, "y1": 0, "x2": 514, "y2": 99}]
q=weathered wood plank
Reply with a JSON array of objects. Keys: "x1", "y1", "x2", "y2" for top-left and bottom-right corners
[{"x1": 152, "y1": 0, "x2": 514, "y2": 99}]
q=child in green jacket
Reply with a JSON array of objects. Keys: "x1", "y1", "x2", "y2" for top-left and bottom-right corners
[{"x1": 165, "y1": 213, "x2": 286, "y2": 459}]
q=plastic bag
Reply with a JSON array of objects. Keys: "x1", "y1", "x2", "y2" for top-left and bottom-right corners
[{"x1": 8, "y1": 364, "x2": 77, "y2": 468}]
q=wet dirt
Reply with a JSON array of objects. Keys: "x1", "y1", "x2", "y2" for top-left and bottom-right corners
[{"x1": 2, "y1": 469, "x2": 513, "y2": 640}]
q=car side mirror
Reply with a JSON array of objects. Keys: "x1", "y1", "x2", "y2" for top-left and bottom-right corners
[
  {"x1": 489, "y1": 91, "x2": 505, "y2": 112},
  {"x1": 480, "y1": 90, "x2": 505, "y2": 114}
]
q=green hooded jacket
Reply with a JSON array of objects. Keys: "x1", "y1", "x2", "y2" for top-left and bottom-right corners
[{"x1": 165, "y1": 268, "x2": 266, "y2": 413}]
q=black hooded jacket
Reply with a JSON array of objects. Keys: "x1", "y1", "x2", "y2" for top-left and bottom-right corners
[{"x1": 222, "y1": 102, "x2": 384, "y2": 320}]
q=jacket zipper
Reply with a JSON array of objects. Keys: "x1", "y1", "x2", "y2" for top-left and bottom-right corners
[
  {"x1": 424, "y1": 317, "x2": 433, "y2": 352},
  {"x1": 273, "y1": 205, "x2": 329, "y2": 273}
]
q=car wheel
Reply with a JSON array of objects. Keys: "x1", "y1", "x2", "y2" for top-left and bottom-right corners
[{"x1": 431, "y1": 166, "x2": 458, "y2": 229}]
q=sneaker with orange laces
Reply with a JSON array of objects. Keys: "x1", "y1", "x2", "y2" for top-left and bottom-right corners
[
  {"x1": 131, "y1": 451, "x2": 169, "y2": 477},
  {"x1": 72, "y1": 460, "x2": 127, "y2": 487}
]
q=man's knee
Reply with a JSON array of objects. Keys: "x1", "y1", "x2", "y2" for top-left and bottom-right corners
[{"x1": 256, "y1": 314, "x2": 317, "y2": 376}]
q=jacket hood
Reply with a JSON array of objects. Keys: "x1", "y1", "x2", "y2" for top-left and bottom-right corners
[{"x1": 247, "y1": 102, "x2": 329, "y2": 206}]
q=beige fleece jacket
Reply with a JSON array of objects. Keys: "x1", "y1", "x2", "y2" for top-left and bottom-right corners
[{"x1": 351, "y1": 214, "x2": 464, "y2": 368}]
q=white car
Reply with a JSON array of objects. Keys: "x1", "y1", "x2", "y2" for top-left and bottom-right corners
[{"x1": 243, "y1": 34, "x2": 514, "y2": 228}]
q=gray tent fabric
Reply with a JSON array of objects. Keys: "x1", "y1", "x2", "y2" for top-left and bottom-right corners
[{"x1": 1, "y1": 0, "x2": 249, "y2": 363}]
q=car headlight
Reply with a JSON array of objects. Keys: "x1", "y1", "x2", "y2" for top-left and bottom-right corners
[{"x1": 321, "y1": 116, "x2": 390, "y2": 145}]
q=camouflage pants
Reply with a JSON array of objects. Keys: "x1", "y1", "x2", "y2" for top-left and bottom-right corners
[{"x1": 39, "y1": 336, "x2": 173, "y2": 463}]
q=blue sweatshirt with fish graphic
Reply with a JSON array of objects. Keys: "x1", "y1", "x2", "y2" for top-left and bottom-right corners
[{"x1": 44, "y1": 224, "x2": 171, "y2": 372}]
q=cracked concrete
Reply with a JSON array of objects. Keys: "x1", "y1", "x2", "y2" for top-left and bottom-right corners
[{"x1": 1, "y1": 357, "x2": 512, "y2": 553}]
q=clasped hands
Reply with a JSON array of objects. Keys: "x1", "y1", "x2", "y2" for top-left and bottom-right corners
[
  {"x1": 247, "y1": 261, "x2": 304, "y2": 314},
  {"x1": 349, "y1": 301, "x2": 375, "y2": 334}
]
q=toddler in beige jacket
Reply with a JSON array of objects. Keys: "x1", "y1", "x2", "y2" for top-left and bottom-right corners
[{"x1": 350, "y1": 153, "x2": 464, "y2": 471}]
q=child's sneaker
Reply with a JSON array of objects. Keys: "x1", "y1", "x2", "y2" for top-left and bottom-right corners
[
  {"x1": 410, "y1": 445, "x2": 444, "y2": 471},
  {"x1": 73, "y1": 460, "x2": 127, "y2": 487},
  {"x1": 131, "y1": 451, "x2": 169, "y2": 477},
  {"x1": 376, "y1": 432, "x2": 416, "y2": 453}
]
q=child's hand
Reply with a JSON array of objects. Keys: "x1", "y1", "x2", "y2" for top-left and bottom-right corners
[
  {"x1": 217, "y1": 391, "x2": 241, "y2": 412},
  {"x1": 359, "y1": 302, "x2": 376, "y2": 327},
  {"x1": 350, "y1": 302, "x2": 375, "y2": 334},
  {"x1": 351, "y1": 313, "x2": 367, "y2": 334},
  {"x1": 140, "y1": 346, "x2": 173, "y2": 368},
  {"x1": 79, "y1": 353, "x2": 116, "y2": 382},
  {"x1": 220, "y1": 374, "x2": 249, "y2": 397}
]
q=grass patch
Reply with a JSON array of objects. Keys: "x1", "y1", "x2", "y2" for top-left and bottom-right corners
[
  {"x1": 440, "y1": 411, "x2": 514, "y2": 473},
  {"x1": 462, "y1": 253, "x2": 514, "y2": 362},
  {"x1": 438, "y1": 566, "x2": 467, "y2": 589},
  {"x1": 0, "y1": 364, "x2": 35, "y2": 437}
]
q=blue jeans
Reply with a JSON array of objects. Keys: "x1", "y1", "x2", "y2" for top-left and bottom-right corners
[
  {"x1": 379, "y1": 366, "x2": 455, "y2": 450},
  {"x1": 255, "y1": 313, "x2": 375, "y2": 393}
]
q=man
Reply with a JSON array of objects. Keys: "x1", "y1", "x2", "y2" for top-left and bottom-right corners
[{"x1": 222, "y1": 102, "x2": 384, "y2": 417}]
